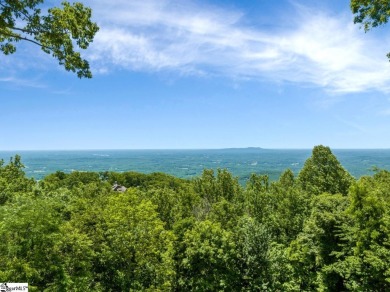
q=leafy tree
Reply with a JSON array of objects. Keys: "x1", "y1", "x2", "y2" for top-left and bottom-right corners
[
  {"x1": 235, "y1": 216, "x2": 272, "y2": 291},
  {"x1": 194, "y1": 169, "x2": 242, "y2": 203},
  {"x1": 97, "y1": 190, "x2": 175, "y2": 291},
  {"x1": 0, "y1": 0, "x2": 99, "y2": 78},
  {"x1": 107, "y1": 171, "x2": 191, "y2": 192},
  {"x1": 298, "y1": 145, "x2": 354, "y2": 196},
  {"x1": 268, "y1": 170, "x2": 311, "y2": 243},
  {"x1": 0, "y1": 155, "x2": 35, "y2": 204},
  {"x1": 351, "y1": 0, "x2": 390, "y2": 61},
  {"x1": 0, "y1": 152, "x2": 389, "y2": 291},
  {"x1": 288, "y1": 193, "x2": 349, "y2": 291},
  {"x1": 351, "y1": 0, "x2": 390, "y2": 31},
  {"x1": 207, "y1": 198, "x2": 243, "y2": 230},
  {"x1": 0, "y1": 195, "x2": 96, "y2": 290},
  {"x1": 179, "y1": 220, "x2": 238, "y2": 291},
  {"x1": 246, "y1": 173, "x2": 270, "y2": 193},
  {"x1": 235, "y1": 216, "x2": 301, "y2": 291},
  {"x1": 329, "y1": 171, "x2": 390, "y2": 291},
  {"x1": 243, "y1": 174, "x2": 272, "y2": 225},
  {"x1": 278, "y1": 168, "x2": 295, "y2": 189},
  {"x1": 267, "y1": 243, "x2": 300, "y2": 291},
  {"x1": 140, "y1": 187, "x2": 200, "y2": 230}
]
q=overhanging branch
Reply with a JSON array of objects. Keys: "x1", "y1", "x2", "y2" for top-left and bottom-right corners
[
  {"x1": 8, "y1": 26, "x2": 36, "y2": 35},
  {"x1": 0, "y1": 29, "x2": 53, "y2": 51}
]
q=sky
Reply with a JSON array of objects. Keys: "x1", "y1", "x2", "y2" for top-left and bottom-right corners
[{"x1": 1, "y1": 0, "x2": 390, "y2": 150}]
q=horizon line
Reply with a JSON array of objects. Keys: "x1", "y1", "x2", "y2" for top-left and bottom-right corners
[{"x1": 1, "y1": 147, "x2": 390, "y2": 152}]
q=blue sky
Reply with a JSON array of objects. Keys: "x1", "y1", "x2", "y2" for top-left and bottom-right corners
[{"x1": 1, "y1": 0, "x2": 390, "y2": 150}]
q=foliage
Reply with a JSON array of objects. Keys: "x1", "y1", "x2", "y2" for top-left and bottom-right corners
[
  {"x1": 0, "y1": 155, "x2": 35, "y2": 204},
  {"x1": 351, "y1": 0, "x2": 390, "y2": 60},
  {"x1": 351, "y1": 0, "x2": 390, "y2": 31},
  {"x1": 178, "y1": 220, "x2": 238, "y2": 291},
  {"x1": 235, "y1": 216, "x2": 272, "y2": 290},
  {"x1": 1, "y1": 146, "x2": 390, "y2": 291},
  {"x1": 0, "y1": 195, "x2": 95, "y2": 290},
  {"x1": 105, "y1": 170, "x2": 191, "y2": 192},
  {"x1": 268, "y1": 170, "x2": 311, "y2": 243},
  {"x1": 0, "y1": 0, "x2": 99, "y2": 78},
  {"x1": 298, "y1": 145, "x2": 354, "y2": 196},
  {"x1": 194, "y1": 169, "x2": 242, "y2": 203},
  {"x1": 329, "y1": 171, "x2": 390, "y2": 291},
  {"x1": 288, "y1": 193, "x2": 349, "y2": 291},
  {"x1": 98, "y1": 190, "x2": 176, "y2": 291}
]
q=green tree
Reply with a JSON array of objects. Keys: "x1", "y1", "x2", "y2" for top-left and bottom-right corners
[
  {"x1": 194, "y1": 169, "x2": 242, "y2": 203},
  {"x1": 288, "y1": 193, "x2": 349, "y2": 291},
  {"x1": 268, "y1": 170, "x2": 311, "y2": 244},
  {"x1": 207, "y1": 198, "x2": 243, "y2": 230},
  {"x1": 329, "y1": 171, "x2": 390, "y2": 291},
  {"x1": 140, "y1": 187, "x2": 200, "y2": 230},
  {"x1": 0, "y1": 155, "x2": 35, "y2": 205},
  {"x1": 179, "y1": 220, "x2": 238, "y2": 291},
  {"x1": 235, "y1": 216, "x2": 272, "y2": 291},
  {"x1": 107, "y1": 171, "x2": 191, "y2": 192},
  {"x1": 0, "y1": 195, "x2": 96, "y2": 290},
  {"x1": 298, "y1": 145, "x2": 354, "y2": 196},
  {"x1": 98, "y1": 190, "x2": 175, "y2": 291},
  {"x1": 351, "y1": 0, "x2": 390, "y2": 31},
  {"x1": 0, "y1": 0, "x2": 99, "y2": 78},
  {"x1": 351, "y1": 0, "x2": 390, "y2": 60},
  {"x1": 243, "y1": 174, "x2": 272, "y2": 225}
]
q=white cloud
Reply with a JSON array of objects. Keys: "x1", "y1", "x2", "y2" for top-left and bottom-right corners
[
  {"x1": 85, "y1": 0, "x2": 390, "y2": 93},
  {"x1": 0, "y1": 76, "x2": 46, "y2": 89},
  {"x1": 2, "y1": 0, "x2": 390, "y2": 93},
  {"x1": 0, "y1": 46, "x2": 53, "y2": 88}
]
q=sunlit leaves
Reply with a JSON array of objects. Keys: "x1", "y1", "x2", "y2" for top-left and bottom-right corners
[
  {"x1": 298, "y1": 145, "x2": 354, "y2": 196},
  {"x1": 0, "y1": 147, "x2": 389, "y2": 290},
  {"x1": 99, "y1": 190, "x2": 175, "y2": 291},
  {"x1": 0, "y1": 1, "x2": 98, "y2": 78},
  {"x1": 351, "y1": 0, "x2": 390, "y2": 31},
  {"x1": 179, "y1": 220, "x2": 238, "y2": 291},
  {"x1": 351, "y1": 0, "x2": 390, "y2": 60}
]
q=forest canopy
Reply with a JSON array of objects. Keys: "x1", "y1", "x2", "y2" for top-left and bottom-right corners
[{"x1": 0, "y1": 145, "x2": 389, "y2": 291}]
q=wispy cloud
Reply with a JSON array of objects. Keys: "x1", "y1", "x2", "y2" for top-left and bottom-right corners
[
  {"x1": 0, "y1": 76, "x2": 46, "y2": 89},
  {"x1": 86, "y1": 0, "x2": 390, "y2": 93},
  {"x1": 0, "y1": 47, "x2": 51, "y2": 89},
  {"x1": 335, "y1": 116, "x2": 369, "y2": 133}
]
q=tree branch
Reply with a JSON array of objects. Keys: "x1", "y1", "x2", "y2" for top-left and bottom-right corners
[
  {"x1": 0, "y1": 29, "x2": 52, "y2": 51},
  {"x1": 6, "y1": 25, "x2": 36, "y2": 35},
  {"x1": 0, "y1": 1, "x2": 35, "y2": 23}
]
